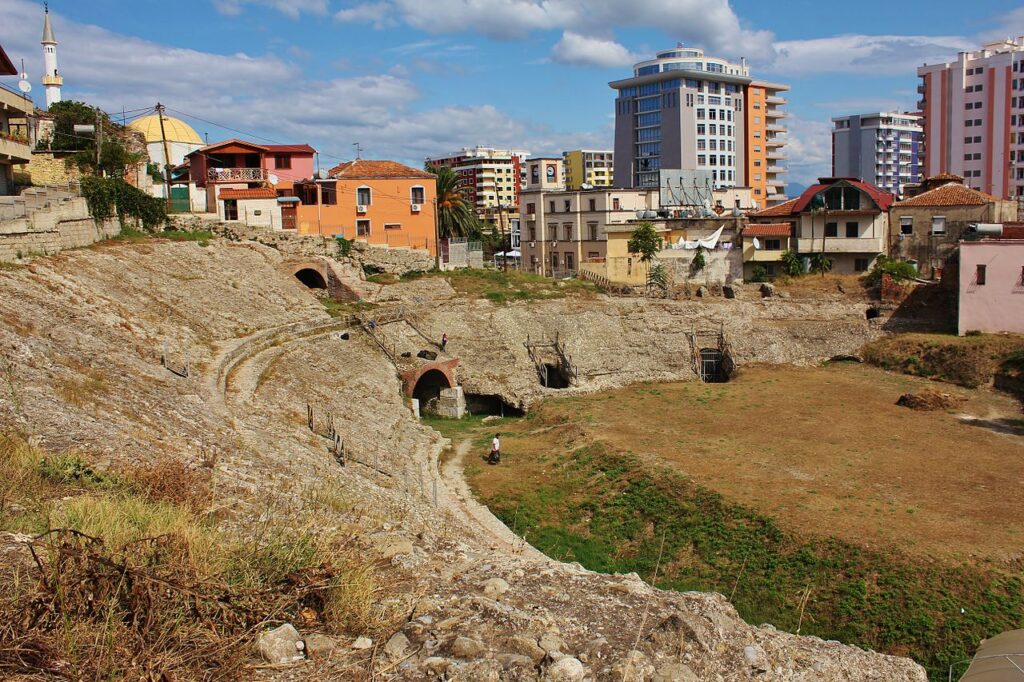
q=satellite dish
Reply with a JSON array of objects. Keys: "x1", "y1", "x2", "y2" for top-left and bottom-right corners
[
  {"x1": 752, "y1": 237, "x2": 761, "y2": 250},
  {"x1": 268, "y1": 173, "x2": 279, "y2": 185},
  {"x1": 580, "y1": 182, "x2": 593, "y2": 190},
  {"x1": 635, "y1": 210, "x2": 645, "y2": 219},
  {"x1": 18, "y1": 78, "x2": 31, "y2": 94},
  {"x1": 644, "y1": 210, "x2": 658, "y2": 219}
]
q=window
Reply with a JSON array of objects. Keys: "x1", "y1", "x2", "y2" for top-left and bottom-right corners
[
  {"x1": 563, "y1": 224, "x2": 572, "y2": 241},
  {"x1": 854, "y1": 258, "x2": 870, "y2": 272},
  {"x1": 588, "y1": 198, "x2": 596, "y2": 211},
  {"x1": 526, "y1": 202, "x2": 535, "y2": 214},
  {"x1": 976, "y1": 264, "x2": 986, "y2": 285},
  {"x1": 564, "y1": 200, "x2": 571, "y2": 212},
  {"x1": 763, "y1": 239, "x2": 781, "y2": 250},
  {"x1": 565, "y1": 253, "x2": 574, "y2": 271},
  {"x1": 551, "y1": 253, "x2": 559, "y2": 271},
  {"x1": 846, "y1": 221, "x2": 859, "y2": 238},
  {"x1": 356, "y1": 186, "x2": 371, "y2": 206},
  {"x1": 384, "y1": 223, "x2": 401, "y2": 230},
  {"x1": 528, "y1": 224, "x2": 536, "y2": 240},
  {"x1": 697, "y1": 124, "x2": 706, "y2": 135},
  {"x1": 931, "y1": 216, "x2": 946, "y2": 234},
  {"x1": 321, "y1": 181, "x2": 337, "y2": 206},
  {"x1": 612, "y1": 197, "x2": 620, "y2": 210},
  {"x1": 588, "y1": 251, "x2": 599, "y2": 259},
  {"x1": 549, "y1": 201, "x2": 555, "y2": 212},
  {"x1": 274, "y1": 154, "x2": 292, "y2": 169},
  {"x1": 825, "y1": 222, "x2": 838, "y2": 238},
  {"x1": 411, "y1": 186, "x2": 425, "y2": 205},
  {"x1": 356, "y1": 219, "x2": 370, "y2": 236},
  {"x1": 900, "y1": 216, "x2": 913, "y2": 235},
  {"x1": 588, "y1": 222, "x2": 598, "y2": 241},
  {"x1": 754, "y1": 159, "x2": 762, "y2": 167}
]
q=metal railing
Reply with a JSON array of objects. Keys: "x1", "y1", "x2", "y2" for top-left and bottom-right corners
[{"x1": 207, "y1": 167, "x2": 267, "y2": 182}]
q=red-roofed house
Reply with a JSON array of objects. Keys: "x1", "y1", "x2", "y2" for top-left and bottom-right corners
[
  {"x1": 750, "y1": 177, "x2": 893, "y2": 274},
  {"x1": 186, "y1": 139, "x2": 315, "y2": 223},
  {"x1": 741, "y1": 223, "x2": 793, "y2": 279},
  {"x1": 291, "y1": 159, "x2": 438, "y2": 255},
  {"x1": 889, "y1": 176, "x2": 1017, "y2": 278}
]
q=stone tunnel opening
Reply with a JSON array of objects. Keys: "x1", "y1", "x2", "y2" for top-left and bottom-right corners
[
  {"x1": 295, "y1": 268, "x2": 327, "y2": 289},
  {"x1": 465, "y1": 393, "x2": 524, "y2": 417},
  {"x1": 412, "y1": 369, "x2": 452, "y2": 413},
  {"x1": 698, "y1": 348, "x2": 731, "y2": 383},
  {"x1": 540, "y1": 363, "x2": 571, "y2": 389}
]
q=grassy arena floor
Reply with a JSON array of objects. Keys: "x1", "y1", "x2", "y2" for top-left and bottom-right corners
[{"x1": 429, "y1": 363, "x2": 1024, "y2": 679}]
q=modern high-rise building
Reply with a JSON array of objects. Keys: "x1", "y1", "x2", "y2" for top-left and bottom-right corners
[
  {"x1": 609, "y1": 45, "x2": 789, "y2": 206},
  {"x1": 917, "y1": 37, "x2": 1024, "y2": 199},
  {"x1": 563, "y1": 149, "x2": 614, "y2": 189},
  {"x1": 831, "y1": 112, "x2": 922, "y2": 198},
  {"x1": 424, "y1": 146, "x2": 528, "y2": 223},
  {"x1": 746, "y1": 81, "x2": 790, "y2": 204}
]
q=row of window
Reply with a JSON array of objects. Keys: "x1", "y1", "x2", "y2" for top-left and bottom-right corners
[
  {"x1": 964, "y1": 118, "x2": 984, "y2": 127},
  {"x1": 696, "y1": 108, "x2": 735, "y2": 121},
  {"x1": 696, "y1": 139, "x2": 736, "y2": 151},
  {"x1": 965, "y1": 83, "x2": 984, "y2": 93},
  {"x1": 964, "y1": 152, "x2": 983, "y2": 160},
  {"x1": 529, "y1": 197, "x2": 624, "y2": 214},
  {"x1": 695, "y1": 123, "x2": 735, "y2": 136},
  {"x1": 529, "y1": 223, "x2": 603, "y2": 242},
  {"x1": 966, "y1": 66, "x2": 986, "y2": 75},
  {"x1": 898, "y1": 216, "x2": 946, "y2": 235},
  {"x1": 965, "y1": 101, "x2": 984, "y2": 110},
  {"x1": 353, "y1": 220, "x2": 403, "y2": 236},
  {"x1": 696, "y1": 154, "x2": 735, "y2": 167},
  {"x1": 965, "y1": 135, "x2": 983, "y2": 144},
  {"x1": 350, "y1": 186, "x2": 425, "y2": 206}
]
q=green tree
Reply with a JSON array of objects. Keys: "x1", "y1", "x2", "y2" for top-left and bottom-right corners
[
  {"x1": 429, "y1": 165, "x2": 480, "y2": 240},
  {"x1": 809, "y1": 253, "x2": 832, "y2": 277},
  {"x1": 691, "y1": 244, "x2": 707, "y2": 272},
  {"x1": 781, "y1": 249, "x2": 803, "y2": 277},
  {"x1": 43, "y1": 100, "x2": 138, "y2": 177},
  {"x1": 627, "y1": 221, "x2": 662, "y2": 263}
]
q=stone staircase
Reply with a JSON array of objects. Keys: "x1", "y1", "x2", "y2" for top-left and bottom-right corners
[{"x1": 0, "y1": 186, "x2": 80, "y2": 222}]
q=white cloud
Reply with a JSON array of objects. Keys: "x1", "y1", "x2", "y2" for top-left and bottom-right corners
[
  {"x1": 783, "y1": 116, "x2": 832, "y2": 188},
  {"x1": 551, "y1": 32, "x2": 637, "y2": 68},
  {"x1": 336, "y1": 0, "x2": 775, "y2": 61},
  {"x1": 334, "y1": 2, "x2": 397, "y2": 29},
  {"x1": 769, "y1": 34, "x2": 973, "y2": 76},
  {"x1": 212, "y1": 0, "x2": 329, "y2": 18}
]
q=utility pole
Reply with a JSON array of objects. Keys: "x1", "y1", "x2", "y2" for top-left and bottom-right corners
[
  {"x1": 94, "y1": 107, "x2": 102, "y2": 174},
  {"x1": 498, "y1": 202, "x2": 508, "y2": 271},
  {"x1": 155, "y1": 103, "x2": 172, "y2": 209}
]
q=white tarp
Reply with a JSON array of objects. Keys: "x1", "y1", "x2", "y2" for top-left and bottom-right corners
[{"x1": 672, "y1": 224, "x2": 725, "y2": 250}]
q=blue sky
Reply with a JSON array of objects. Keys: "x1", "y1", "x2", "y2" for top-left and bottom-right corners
[{"x1": 2, "y1": 0, "x2": 1023, "y2": 187}]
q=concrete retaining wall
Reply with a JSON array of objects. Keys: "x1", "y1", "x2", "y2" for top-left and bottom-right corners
[{"x1": 0, "y1": 196, "x2": 119, "y2": 262}]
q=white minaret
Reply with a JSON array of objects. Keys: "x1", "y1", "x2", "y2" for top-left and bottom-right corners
[{"x1": 41, "y1": 3, "x2": 63, "y2": 109}]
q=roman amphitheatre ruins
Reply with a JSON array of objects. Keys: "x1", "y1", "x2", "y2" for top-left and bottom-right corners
[{"x1": 1, "y1": 227, "x2": 1021, "y2": 680}]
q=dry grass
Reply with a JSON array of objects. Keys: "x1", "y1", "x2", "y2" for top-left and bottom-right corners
[
  {"x1": 863, "y1": 332, "x2": 1024, "y2": 388},
  {"x1": 0, "y1": 436, "x2": 382, "y2": 680},
  {"x1": 53, "y1": 371, "x2": 108, "y2": 408}
]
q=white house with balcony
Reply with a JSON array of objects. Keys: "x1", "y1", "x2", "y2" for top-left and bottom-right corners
[
  {"x1": 0, "y1": 44, "x2": 33, "y2": 195},
  {"x1": 750, "y1": 177, "x2": 894, "y2": 274}
]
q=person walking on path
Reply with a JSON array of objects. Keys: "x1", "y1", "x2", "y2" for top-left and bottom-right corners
[
  {"x1": 488, "y1": 433, "x2": 501, "y2": 465},
  {"x1": 440, "y1": 333, "x2": 448, "y2": 353}
]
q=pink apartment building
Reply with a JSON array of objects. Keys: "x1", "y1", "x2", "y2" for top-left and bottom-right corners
[
  {"x1": 958, "y1": 233, "x2": 1024, "y2": 335},
  {"x1": 186, "y1": 139, "x2": 316, "y2": 211},
  {"x1": 917, "y1": 37, "x2": 1024, "y2": 200}
]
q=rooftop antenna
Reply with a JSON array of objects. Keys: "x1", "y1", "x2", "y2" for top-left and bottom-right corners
[{"x1": 352, "y1": 142, "x2": 363, "y2": 160}]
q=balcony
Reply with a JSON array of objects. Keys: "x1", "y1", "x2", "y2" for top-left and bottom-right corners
[
  {"x1": 0, "y1": 131, "x2": 31, "y2": 164},
  {"x1": 766, "y1": 123, "x2": 786, "y2": 132},
  {"x1": 766, "y1": 165, "x2": 787, "y2": 174},
  {"x1": 796, "y1": 236, "x2": 884, "y2": 253},
  {"x1": 767, "y1": 150, "x2": 787, "y2": 160},
  {"x1": 766, "y1": 95, "x2": 787, "y2": 105},
  {"x1": 766, "y1": 137, "x2": 785, "y2": 147},
  {"x1": 0, "y1": 83, "x2": 33, "y2": 116},
  {"x1": 208, "y1": 167, "x2": 267, "y2": 183},
  {"x1": 765, "y1": 108, "x2": 787, "y2": 118},
  {"x1": 917, "y1": 84, "x2": 926, "y2": 95}
]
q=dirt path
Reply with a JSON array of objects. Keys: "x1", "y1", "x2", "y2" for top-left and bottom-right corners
[{"x1": 436, "y1": 439, "x2": 546, "y2": 562}]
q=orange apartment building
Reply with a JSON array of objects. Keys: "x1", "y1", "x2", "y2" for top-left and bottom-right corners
[
  {"x1": 292, "y1": 160, "x2": 438, "y2": 256},
  {"x1": 745, "y1": 80, "x2": 789, "y2": 206}
]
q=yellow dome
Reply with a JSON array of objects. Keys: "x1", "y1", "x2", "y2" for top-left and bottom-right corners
[{"x1": 129, "y1": 114, "x2": 203, "y2": 145}]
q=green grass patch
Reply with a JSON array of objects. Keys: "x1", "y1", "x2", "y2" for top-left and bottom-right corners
[{"x1": 475, "y1": 437, "x2": 1021, "y2": 680}]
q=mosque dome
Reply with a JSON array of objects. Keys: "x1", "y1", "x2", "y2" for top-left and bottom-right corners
[{"x1": 129, "y1": 114, "x2": 203, "y2": 145}]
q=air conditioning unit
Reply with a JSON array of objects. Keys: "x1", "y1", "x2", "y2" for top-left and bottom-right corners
[
  {"x1": 528, "y1": 241, "x2": 536, "y2": 248},
  {"x1": 552, "y1": 241, "x2": 558, "y2": 246},
  {"x1": 411, "y1": 203, "x2": 422, "y2": 212},
  {"x1": 356, "y1": 204, "x2": 368, "y2": 213}
]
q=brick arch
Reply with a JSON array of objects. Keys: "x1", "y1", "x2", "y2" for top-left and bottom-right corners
[
  {"x1": 281, "y1": 258, "x2": 358, "y2": 301},
  {"x1": 399, "y1": 359, "x2": 459, "y2": 398}
]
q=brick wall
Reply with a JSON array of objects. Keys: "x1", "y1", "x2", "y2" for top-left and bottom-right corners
[{"x1": 17, "y1": 151, "x2": 83, "y2": 187}]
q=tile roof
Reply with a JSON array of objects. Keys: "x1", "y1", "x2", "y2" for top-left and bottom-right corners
[
  {"x1": 219, "y1": 188, "x2": 277, "y2": 200},
  {"x1": 0, "y1": 45, "x2": 16, "y2": 76},
  {"x1": 264, "y1": 144, "x2": 316, "y2": 154},
  {"x1": 751, "y1": 197, "x2": 799, "y2": 217},
  {"x1": 743, "y1": 223, "x2": 792, "y2": 237},
  {"x1": 892, "y1": 182, "x2": 999, "y2": 208},
  {"x1": 328, "y1": 159, "x2": 434, "y2": 180},
  {"x1": 1002, "y1": 225, "x2": 1024, "y2": 239}
]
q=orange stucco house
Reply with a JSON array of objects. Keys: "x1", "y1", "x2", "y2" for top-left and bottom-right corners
[{"x1": 293, "y1": 159, "x2": 438, "y2": 256}]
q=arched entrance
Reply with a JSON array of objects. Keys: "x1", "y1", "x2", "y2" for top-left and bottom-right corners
[
  {"x1": 698, "y1": 348, "x2": 729, "y2": 383},
  {"x1": 294, "y1": 268, "x2": 327, "y2": 289},
  {"x1": 412, "y1": 369, "x2": 452, "y2": 410}
]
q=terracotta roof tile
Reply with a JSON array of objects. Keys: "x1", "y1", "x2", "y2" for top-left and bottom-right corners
[
  {"x1": 892, "y1": 182, "x2": 999, "y2": 208},
  {"x1": 219, "y1": 188, "x2": 276, "y2": 200},
  {"x1": 743, "y1": 223, "x2": 792, "y2": 237},
  {"x1": 1002, "y1": 225, "x2": 1024, "y2": 239},
  {"x1": 264, "y1": 144, "x2": 316, "y2": 154},
  {"x1": 752, "y1": 197, "x2": 800, "y2": 217},
  {"x1": 328, "y1": 159, "x2": 434, "y2": 180}
]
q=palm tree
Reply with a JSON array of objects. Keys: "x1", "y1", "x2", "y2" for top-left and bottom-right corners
[{"x1": 429, "y1": 166, "x2": 479, "y2": 240}]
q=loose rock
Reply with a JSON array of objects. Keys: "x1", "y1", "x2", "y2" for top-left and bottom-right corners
[
  {"x1": 304, "y1": 633, "x2": 338, "y2": 660},
  {"x1": 482, "y1": 577, "x2": 510, "y2": 598},
  {"x1": 385, "y1": 631, "x2": 410, "y2": 659},
  {"x1": 451, "y1": 636, "x2": 486, "y2": 658},
  {"x1": 546, "y1": 656, "x2": 586, "y2": 681},
  {"x1": 352, "y1": 636, "x2": 373, "y2": 650},
  {"x1": 256, "y1": 623, "x2": 303, "y2": 664}
]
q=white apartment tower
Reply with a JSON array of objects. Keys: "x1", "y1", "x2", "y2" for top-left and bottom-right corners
[
  {"x1": 832, "y1": 112, "x2": 922, "y2": 198},
  {"x1": 41, "y1": 5, "x2": 63, "y2": 109},
  {"x1": 917, "y1": 37, "x2": 1024, "y2": 198}
]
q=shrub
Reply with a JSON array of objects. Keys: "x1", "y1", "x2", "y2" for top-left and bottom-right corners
[
  {"x1": 335, "y1": 236, "x2": 354, "y2": 258},
  {"x1": 750, "y1": 265, "x2": 769, "y2": 283},
  {"x1": 691, "y1": 245, "x2": 706, "y2": 273},
  {"x1": 867, "y1": 255, "x2": 918, "y2": 285},
  {"x1": 809, "y1": 253, "x2": 832, "y2": 277},
  {"x1": 81, "y1": 177, "x2": 166, "y2": 231},
  {"x1": 781, "y1": 249, "x2": 803, "y2": 277}
]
